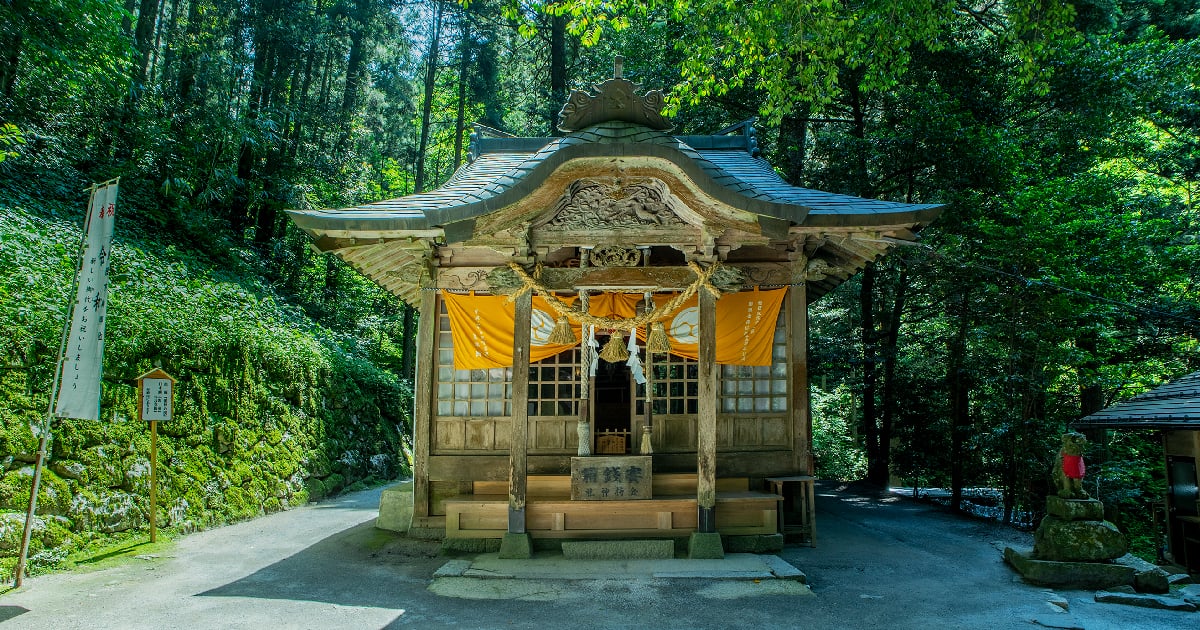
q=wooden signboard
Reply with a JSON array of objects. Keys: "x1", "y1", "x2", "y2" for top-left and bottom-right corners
[
  {"x1": 137, "y1": 368, "x2": 175, "y2": 543},
  {"x1": 571, "y1": 456, "x2": 652, "y2": 501}
]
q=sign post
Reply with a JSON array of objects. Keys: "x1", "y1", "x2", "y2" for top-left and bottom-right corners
[
  {"x1": 14, "y1": 179, "x2": 118, "y2": 588},
  {"x1": 137, "y1": 369, "x2": 174, "y2": 543}
]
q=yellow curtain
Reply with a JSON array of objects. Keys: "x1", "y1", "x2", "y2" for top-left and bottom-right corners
[
  {"x1": 588, "y1": 292, "x2": 641, "y2": 320},
  {"x1": 644, "y1": 287, "x2": 787, "y2": 366},
  {"x1": 442, "y1": 288, "x2": 785, "y2": 369},
  {"x1": 442, "y1": 292, "x2": 580, "y2": 370}
]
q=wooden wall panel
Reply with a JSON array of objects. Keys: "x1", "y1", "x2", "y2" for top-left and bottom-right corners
[
  {"x1": 433, "y1": 417, "x2": 511, "y2": 453},
  {"x1": 465, "y1": 418, "x2": 496, "y2": 450},
  {"x1": 530, "y1": 417, "x2": 580, "y2": 454},
  {"x1": 1165, "y1": 430, "x2": 1197, "y2": 457},
  {"x1": 435, "y1": 418, "x2": 465, "y2": 451},
  {"x1": 761, "y1": 415, "x2": 789, "y2": 447},
  {"x1": 654, "y1": 415, "x2": 697, "y2": 452},
  {"x1": 735, "y1": 417, "x2": 760, "y2": 446}
]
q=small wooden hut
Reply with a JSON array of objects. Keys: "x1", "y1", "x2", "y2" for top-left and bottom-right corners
[
  {"x1": 1076, "y1": 371, "x2": 1200, "y2": 573},
  {"x1": 287, "y1": 61, "x2": 941, "y2": 556}
]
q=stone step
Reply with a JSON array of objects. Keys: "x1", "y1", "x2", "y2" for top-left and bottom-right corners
[{"x1": 562, "y1": 540, "x2": 675, "y2": 560}]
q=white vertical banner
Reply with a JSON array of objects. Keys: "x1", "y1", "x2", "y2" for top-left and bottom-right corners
[{"x1": 54, "y1": 180, "x2": 118, "y2": 420}]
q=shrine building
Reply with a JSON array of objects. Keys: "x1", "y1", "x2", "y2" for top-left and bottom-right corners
[{"x1": 287, "y1": 61, "x2": 942, "y2": 558}]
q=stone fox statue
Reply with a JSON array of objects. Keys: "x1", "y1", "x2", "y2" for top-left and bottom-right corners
[{"x1": 1054, "y1": 431, "x2": 1089, "y2": 499}]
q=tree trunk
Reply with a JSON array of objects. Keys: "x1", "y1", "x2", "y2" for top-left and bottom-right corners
[
  {"x1": 1, "y1": 32, "x2": 19, "y2": 100},
  {"x1": 133, "y1": 0, "x2": 162, "y2": 88},
  {"x1": 860, "y1": 263, "x2": 880, "y2": 484},
  {"x1": 337, "y1": 0, "x2": 372, "y2": 153},
  {"x1": 401, "y1": 302, "x2": 417, "y2": 382},
  {"x1": 234, "y1": 5, "x2": 277, "y2": 236},
  {"x1": 777, "y1": 103, "x2": 810, "y2": 185},
  {"x1": 548, "y1": 14, "x2": 567, "y2": 135},
  {"x1": 414, "y1": 0, "x2": 444, "y2": 193},
  {"x1": 453, "y1": 17, "x2": 472, "y2": 170},
  {"x1": 875, "y1": 263, "x2": 908, "y2": 487},
  {"x1": 948, "y1": 290, "x2": 972, "y2": 512}
]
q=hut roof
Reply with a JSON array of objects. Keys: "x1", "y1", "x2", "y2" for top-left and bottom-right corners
[{"x1": 1075, "y1": 371, "x2": 1200, "y2": 430}]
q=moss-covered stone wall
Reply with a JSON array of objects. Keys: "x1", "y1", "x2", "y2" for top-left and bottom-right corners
[{"x1": 1, "y1": 204, "x2": 412, "y2": 580}]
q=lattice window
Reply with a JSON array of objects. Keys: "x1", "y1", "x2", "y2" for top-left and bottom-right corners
[
  {"x1": 528, "y1": 349, "x2": 581, "y2": 416},
  {"x1": 436, "y1": 298, "x2": 513, "y2": 416},
  {"x1": 635, "y1": 351, "x2": 698, "y2": 415},
  {"x1": 720, "y1": 312, "x2": 788, "y2": 413}
]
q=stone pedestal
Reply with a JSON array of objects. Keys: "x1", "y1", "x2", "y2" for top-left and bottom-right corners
[
  {"x1": 1007, "y1": 496, "x2": 1140, "y2": 592},
  {"x1": 1034, "y1": 498, "x2": 1127, "y2": 561}
]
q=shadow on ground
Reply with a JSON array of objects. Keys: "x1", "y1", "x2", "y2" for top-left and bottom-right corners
[
  {"x1": 0, "y1": 606, "x2": 27, "y2": 623},
  {"x1": 196, "y1": 520, "x2": 442, "y2": 610}
]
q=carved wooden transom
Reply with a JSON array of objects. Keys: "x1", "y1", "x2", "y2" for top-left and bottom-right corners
[
  {"x1": 589, "y1": 245, "x2": 641, "y2": 267},
  {"x1": 539, "y1": 177, "x2": 689, "y2": 231}
]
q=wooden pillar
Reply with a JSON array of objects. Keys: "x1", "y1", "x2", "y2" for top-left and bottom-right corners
[
  {"x1": 696, "y1": 287, "x2": 718, "y2": 532},
  {"x1": 508, "y1": 290, "x2": 532, "y2": 533},
  {"x1": 788, "y1": 283, "x2": 812, "y2": 474},
  {"x1": 412, "y1": 290, "x2": 437, "y2": 521}
]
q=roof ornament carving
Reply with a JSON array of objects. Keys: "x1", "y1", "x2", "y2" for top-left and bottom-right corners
[
  {"x1": 540, "y1": 177, "x2": 688, "y2": 230},
  {"x1": 557, "y1": 56, "x2": 673, "y2": 132}
]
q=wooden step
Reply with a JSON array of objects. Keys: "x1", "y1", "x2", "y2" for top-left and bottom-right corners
[{"x1": 445, "y1": 491, "x2": 781, "y2": 539}]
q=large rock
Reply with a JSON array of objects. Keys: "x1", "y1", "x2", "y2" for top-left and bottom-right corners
[
  {"x1": 375, "y1": 480, "x2": 413, "y2": 533},
  {"x1": 1114, "y1": 554, "x2": 1170, "y2": 594},
  {"x1": 1005, "y1": 546, "x2": 1136, "y2": 590},
  {"x1": 1045, "y1": 496, "x2": 1104, "y2": 521},
  {"x1": 1034, "y1": 516, "x2": 1127, "y2": 561},
  {"x1": 70, "y1": 490, "x2": 145, "y2": 533},
  {"x1": 1181, "y1": 584, "x2": 1200, "y2": 605}
]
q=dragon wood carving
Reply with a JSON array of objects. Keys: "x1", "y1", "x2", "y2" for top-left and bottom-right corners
[{"x1": 541, "y1": 178, "x2": 688, "y2": 231}]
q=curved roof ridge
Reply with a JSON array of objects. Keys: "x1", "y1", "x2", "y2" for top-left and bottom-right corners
[{"x1": 287, "y1": 119, "x2": 942, "y2": 234}]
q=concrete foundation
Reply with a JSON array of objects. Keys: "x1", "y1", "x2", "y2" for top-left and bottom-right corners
[
  {"x1": 562, "y1": 540, "x2": 675, "y2": 560},
  {"x1": 688, "y1": 532, "x2": 725, "y2": 559},
  {"x1": 499, "y1": 532, "x2": 533, "y2": 559}
]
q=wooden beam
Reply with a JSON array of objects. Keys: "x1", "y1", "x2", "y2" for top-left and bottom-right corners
[
  {"x1": 412, "y1": 290, "x2": 438, "y2": 520},
  {"x1": 696, "y1": 287, "x2": 718, "y2": 531},
  {"x1": 435, "y1": 263, "x2": 801, "y2": 292},
  {"x1": 788, "y1": 283, "x2": 812, "y2": 474},
  {"x1": 508, "y1": 291, "x2": 532, "y2": 532}
]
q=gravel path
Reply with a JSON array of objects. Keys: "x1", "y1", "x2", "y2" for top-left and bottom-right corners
[{"x1": 1, "y1": 482, "x2": 1192, "y2": 629}]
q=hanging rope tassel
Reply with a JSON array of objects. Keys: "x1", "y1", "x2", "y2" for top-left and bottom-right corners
[
  {"x1": 547, "y1": 315, "x2": 577, "y2": 345},
  {"x1": 598, "y1": 330, "x2": 630, "y2": 362},
  {"x1": 647, "y1": 321, "x2": 671, "y2": 355}
]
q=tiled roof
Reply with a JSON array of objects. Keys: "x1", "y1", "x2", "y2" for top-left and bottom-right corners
[
  {"x1": 287, "y1": 121, "x2": 941, "y2": 236},
  {"x1": 1075, "y1": 371, "x2": 1200, "y2": 429}
]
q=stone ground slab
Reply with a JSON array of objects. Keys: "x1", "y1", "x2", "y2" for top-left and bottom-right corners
[
  {"x1": 1094, "y1": 590, "x2": 1198, "y2": 612},
  {"x1": 439, "y1": 551, "x2": 804, "y2": 582},
  {"x1": 429, "y1": 552, "x2": 814, "y2": 601}
]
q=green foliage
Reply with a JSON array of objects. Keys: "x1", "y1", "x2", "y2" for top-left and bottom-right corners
[
  {"x1": 811, "y1": 385, "x2": 867, "y2": 481},
  {"x1": 511, "y1": 1, "x2": 1080, "y2": 124},
  {"x1": 0, "y1": 195, "x2": 411, "y2": 580}
]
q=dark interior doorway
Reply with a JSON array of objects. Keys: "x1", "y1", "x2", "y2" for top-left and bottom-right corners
[
  {"x1": 1167, "y1": 455, "x2": 1199, "y2": 571},
  {"x1": 593, "y1": 335, "x2": 631, "y2": 452}
]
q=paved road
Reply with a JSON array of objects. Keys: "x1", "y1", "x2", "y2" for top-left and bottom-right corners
[{"x1": 1, "y1": 483, "x2": 1192, "y2": 629}]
